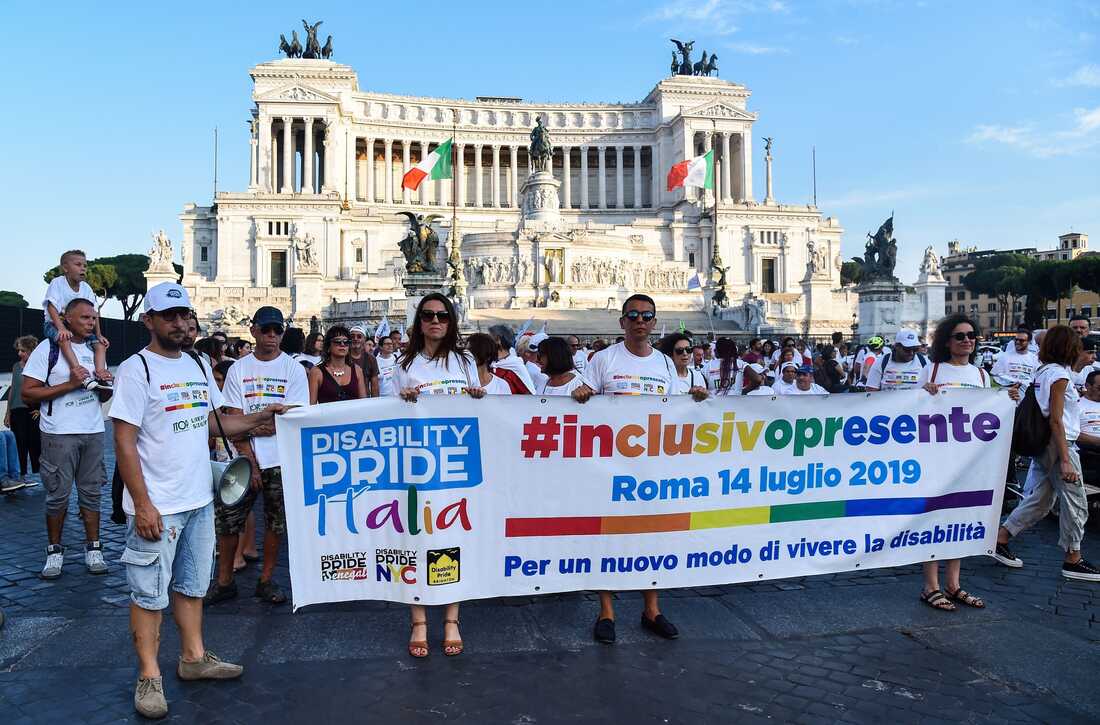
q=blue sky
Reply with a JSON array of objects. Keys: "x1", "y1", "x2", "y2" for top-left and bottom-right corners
[{"x1": 2, "y1": 1, "x2": 1097, "y2": 316}]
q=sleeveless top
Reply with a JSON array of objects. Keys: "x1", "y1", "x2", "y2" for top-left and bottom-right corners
[{"x1": 317, "y1": 363, "x2": 363, "y2": 404}]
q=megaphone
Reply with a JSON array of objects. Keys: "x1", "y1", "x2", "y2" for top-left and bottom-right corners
[{"x1": 211, "y1": 457, "x2": 253, "y2": 508}]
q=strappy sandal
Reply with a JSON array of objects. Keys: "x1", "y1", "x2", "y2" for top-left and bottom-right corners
[
  {"x1": 408, "y1": 621, "x2": 429, "y2": 658},
  {"x1": 919, "y1": 589, "x2": 956, "y2": 612},
  {"x1": 442, "y1": 618, "x2": 463, "y2": 656},
  {"x1": 945, "y1": 587, "x2": 985, "y2": 609}
]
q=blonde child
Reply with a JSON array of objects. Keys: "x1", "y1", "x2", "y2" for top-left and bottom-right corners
[{"x1": 43, "y1": 250, "x2": 110, "y2": 388}]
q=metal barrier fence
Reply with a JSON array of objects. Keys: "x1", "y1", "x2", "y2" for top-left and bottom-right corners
[{"x1": 0, "y1": 306, "x2": 149, "y2": 371}]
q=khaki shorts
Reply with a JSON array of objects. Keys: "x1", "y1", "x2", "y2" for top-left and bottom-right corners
[{"x1": 40, "y1": 432, "x2": 106, "y2": 516}]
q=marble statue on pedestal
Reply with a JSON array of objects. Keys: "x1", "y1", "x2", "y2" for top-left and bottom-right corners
[{"x1": 149, "y1": 230, "x2": 174, "y2": 270}]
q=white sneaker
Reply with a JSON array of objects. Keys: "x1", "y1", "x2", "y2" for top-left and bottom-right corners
[
  {"x1": 0, "y1": 478, "x2": 26, "y2": 494},
  {"x1": 85, "y1": 542, "x2": 107, "y2": 575},
  {"x1": 41, "y1": 545, "x2": 64, "y2": 579}
]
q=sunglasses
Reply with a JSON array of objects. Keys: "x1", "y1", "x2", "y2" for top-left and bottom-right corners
[
  {"x1": 420, "y1": 310, "x2": 451, "y2": 323},
  {"x1": 951, "y1": 331, "x2": 978, "y2": 341},
  {"x1": 155, "y1": 309, "x2": 191, "y2": 322},
  {"x1": 673, "y1": 346, "x2": 692, "y2": 354},
  {"x1": 330, "y1": 338, "x2": 349, "y2": 345},
  {"x1": 260, "y1": 324, "x2": 284, "y2": 335},
  {"x1": 623, "y1": 310, "x2": 656, "y2": 322}
]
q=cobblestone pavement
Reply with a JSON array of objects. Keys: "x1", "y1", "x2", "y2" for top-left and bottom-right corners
[{"x1": 1, "y1": 424, "x2": 1098, "y2": 723}]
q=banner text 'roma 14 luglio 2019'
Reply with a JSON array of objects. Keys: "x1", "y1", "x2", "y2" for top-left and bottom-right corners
[{"x1": 275, "y1": 389, "x2": 1014, "y2": 609}]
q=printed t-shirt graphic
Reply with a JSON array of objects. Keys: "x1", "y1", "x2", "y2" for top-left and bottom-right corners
[
  {"x1": 865, "y1": 355, "x2": 924, "y2": 391},
  {"x1": 393, "y1": 351, "x2": 478, "y2": 396},
  {"x1": 1078, "y1": 396, "x2": 1100, "y2": 436},
  {"x1": 22, "y1": 338, "x2": 104, "y2": 435},
  {"x1": 377, "y1": 354, "x2": 399, "y2": 396},
  {"x1": 224, "y1": 352, "x2": 309, "y2": 470},
  {"x1": 582, "y1": 342, "x2": 675, "y2": 396},
  {"x1": 915, "y1": 362, "x2": 989, "y2": 389},
  {"x1": 991, "y1": 348, "x2": 1039, "y2": 387},
  {"x1": 109, "y1": 351, "x2": 225, "y2": 515}
]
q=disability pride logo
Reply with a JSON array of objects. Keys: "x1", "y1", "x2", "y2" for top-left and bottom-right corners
[{"x1": 300, "y1": 417, "x2": 484, "y2": 508}]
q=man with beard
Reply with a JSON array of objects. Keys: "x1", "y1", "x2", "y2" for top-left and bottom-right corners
[{"x1": 111, "y1": 284, "x2": 286, "y2": 718}]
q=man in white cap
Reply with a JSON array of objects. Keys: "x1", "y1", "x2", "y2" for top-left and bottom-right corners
[
  {"x1": 772, "y1": 361, "x2": 800, "y2": 394},
  {"x1": 743, "y1": 362, "x2": 774, "y2": 396},
  {"x1": 518, "y1": 333, "x2": 550, "y2": 391},
  {"x1": 865, "y1": 328, "x2": 928, "y2": 392},
  {"x1": 111, "y1": 283, "x2": 288, "y2": 718}
]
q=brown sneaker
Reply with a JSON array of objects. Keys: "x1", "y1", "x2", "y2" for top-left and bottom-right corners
[
  {"x1": 134, "y1": 676, "x2": 168, "y2": 719},
  {"x1": 176, "y1": 650, "x2": 244, "y2": 681}
]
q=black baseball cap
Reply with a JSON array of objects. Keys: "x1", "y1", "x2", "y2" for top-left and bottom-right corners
[{"x1": 252, "y1": 306, "x2": 285, "y2": 327}]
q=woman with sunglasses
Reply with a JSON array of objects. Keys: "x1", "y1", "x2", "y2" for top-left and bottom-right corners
[
  {"x1": 915, "y1": 314, "x2": 993, "y2": 612},
  {"x1": 307, "y1": 325, "x2": 367, "y2": 404},
  {"x1": 396, "y1": 293, "x2": 482, "y2": 658},
  {"x1": 658, "y1": 333, "x2": 707, "y2": 394}
]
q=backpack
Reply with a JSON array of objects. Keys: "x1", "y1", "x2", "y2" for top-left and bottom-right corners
[
  {"x1": 1012, "y1": 365, "x2": 1052, "y2": 457},
  {"x1": 43, "y1": 340, "x2": 62, "y2": 416}
]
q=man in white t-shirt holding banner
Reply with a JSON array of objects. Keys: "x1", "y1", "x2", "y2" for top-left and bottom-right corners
[
  {"x1": 573, "y1": 293, "x2": 708, "y2": 645},
  {"x1": 205, "y1": 306, "x2": 308, "y2": 606},
  {"x1": 21, "y1": 298, "x2": 113, "y2": 579},
  {"x1": 865, "y1": 329, "x2": 927, "y2": 392},
  {"x1": 111, "y1": 284, "x2": 286, "y2": 718}
]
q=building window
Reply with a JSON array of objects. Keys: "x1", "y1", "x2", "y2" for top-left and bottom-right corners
[
  {"x1": 688, "y1": 252, "x2": 695, "y2": 267},
  {"x1": 200, "y1": 246, "x2": 208, "y2": 263},
  {"x1": 1083, "y1": 306, "x2": 1093, "y2": 318},
  {"x1": 267, "y1": 221, "x2": 291, "y2": 236},
  {"x1": 945, "y1": 290, "x2": 952, "y2": 301},
  {"x1": 988, "y1": 318, "x2": 996, "y2": 330},
  {"x1": 987, "y1": 302, "x2": 996, "y2": 312},
  {"x1": 270, "y1": 251, "x2": 287, "y2": 287},
  {"x1": 761, "y1": 258, "x2": 777, "y2": 293},
  {"x1": 1067, "y1": 307, "x2": 1076, "y2": 318},
  {"x1": 355, "y1": 247, "x2": 363, "y2": 263},
  {"x1": 1062, "y1": 253, "x2": 1069, "y2": 260}
]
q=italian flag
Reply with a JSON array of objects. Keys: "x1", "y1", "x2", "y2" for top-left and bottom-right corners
[
  {"x1": 402, "y1": 138, "x2": 453, "y2": 191},
  {"x1": 667, "y1": 149, "x2": 714, "y2": 191}
]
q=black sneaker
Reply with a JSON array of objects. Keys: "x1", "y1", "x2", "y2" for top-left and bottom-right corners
[
  {"x1": 991, "y1": 542, "x2": 1023, "y2": 568},
  {"x1": 1062, "y1": 558, "x2": 1100, "y2": 582},
  {"x1": 641, "y1": 613, "x2": 679, "y2": 640},
  {"x1": 593, "y1": 617, "x2": 615, "y2": 644},
  {"x1": 203, "y1": 581, "x2": 238, "y2": 605},
  {"x1": 254, "y1": 578, "x2": 287, "y2": 604}
]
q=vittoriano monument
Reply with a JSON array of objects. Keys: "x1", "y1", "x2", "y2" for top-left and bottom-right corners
[
  {"x1": 670, "y1": 39, "x2": 718, "y2": 76},
  {"x1": 852, "y1": 215, "x2": 899, "y2": 283},
  {"x1": 279, "y1": 19, "x2": 333, "y2": 59},
  {"x1": 397, "y1": 212, "x2": 442, "y2": 273}
]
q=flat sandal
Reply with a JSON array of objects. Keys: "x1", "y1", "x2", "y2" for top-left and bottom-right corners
[
  {"x1": 442, "y1": 618, "x2": 463, "y2": 656},
  {"x1": 408, "y1": 620, "x2": 429, "y2": 658}
]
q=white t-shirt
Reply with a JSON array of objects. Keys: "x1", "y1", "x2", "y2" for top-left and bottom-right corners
[
  {"x1": 704, "y1": 358, "x2": 744, "y2": 395},
  {"x1": 540, "y1": 373, "x2": 586, "y2": 397},
  {"x1": 43, "y1": 276, "x2": 96, "y2": 314},
  {"x1": 583, "y1": 342, "x2": 675, "y2": 395},
  {"x1": 865, "y1": 352, "x2": 925, "y2": 391},
  {"x1": 293, "y1": 353, "x2": 322, "y2": 367},
  {"x1": 746, "y1": 385, "x2": 775, "y2": 396},
  {"x1": 1035, "y1": 364, "x2": 1080, "y2": 442},
  {"x1": 394, "y1": 351, "x2": 479, "y2": 397},
  {"x1": 772, "y1": 377, "x2": 798, "y2": 395},
  {"x1": 376, "y1": 353, "x2": 399, "y2": 396},
  {"x1": 525, "y1": 360, "x2": 549, "y2": 391},
  {"x1": 1078, "y1": 396, "x2": 1100, "y2": 437},
  {"x1": 481, "y1": 373, "x2": 513, "y2": 396},
  {"x1": 22, "y1": 338, "x2": 104, "y2": 435},
  {"x1": 916, "y1": 361, "x2": 989, "y2": 389},
  {"x1": 572, "y1": 350, "x2": 588, "y2": 374},
  {"x1": 674, "y1": 367, "x2": 707, "y2": 394},
  {"x1": 494, "y1": 353, "x2": 536, "y2": 393},
  {"x1": 110, "y1": 350, "x2": 225, "y2": 516},
  {"x1": 224, "y1": 352, "x2": 309, "y2": 470},
  {"x1": 784, "y1": 383, "x2": 829, "y2": 396},
  {"x1": 991, "y1": 348, "x2": 1039, "y2": 387}
]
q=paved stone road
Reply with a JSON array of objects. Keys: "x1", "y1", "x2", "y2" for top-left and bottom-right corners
[{"x1": 1, "y1": 424, "x2": 1098, "y2": 723}]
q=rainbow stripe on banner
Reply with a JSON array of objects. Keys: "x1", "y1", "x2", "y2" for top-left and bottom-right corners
[
  {"x1": 165, "y1": 401, "x2": 209, "y2": 412},
  {"x1": 504, "y1": 489, "x2": 994, "y2": 538}
]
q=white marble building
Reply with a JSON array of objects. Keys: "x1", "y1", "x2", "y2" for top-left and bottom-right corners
[{"x1": 176, "y1": 54, "x2": 856, "y2": 335}]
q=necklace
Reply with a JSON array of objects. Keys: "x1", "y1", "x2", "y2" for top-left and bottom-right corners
[{"x1": 327, "y1": 364, "x2": 348, "y2": 378}]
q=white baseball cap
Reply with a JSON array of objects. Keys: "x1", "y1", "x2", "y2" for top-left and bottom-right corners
[
  {"x1": 780, "y1": 361, "x2": 799, "y2": 373},
  {"x1": 528, "y1": 332, "x2": 549, "y2": 351},
  {"x1": 895, "y1": 329, "x2": 921, "y2": 348},
  {"x1": 747, "y1": 363, "x2": 767, "y2": 375},
  {"x1": 349, "y1": 325, "x2": 367, "y2": 335},
  {"x1": 144, "y1": 283, "x2": 191, "y2": 313}
]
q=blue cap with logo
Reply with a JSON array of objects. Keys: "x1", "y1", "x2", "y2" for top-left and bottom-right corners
[{"x1": 143, "y1": 283, "x2": 191, "y2": 313}]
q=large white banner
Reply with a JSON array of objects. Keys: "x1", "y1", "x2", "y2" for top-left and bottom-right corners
[{"x1": 275, "y1": 389, "x2": 1014, "y2": 609}]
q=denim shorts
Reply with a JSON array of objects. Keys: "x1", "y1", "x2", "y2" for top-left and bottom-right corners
[
  {"x1": 43, "y1": 319, "x2": 99, "y2": 347},
  {"x1": 121, "y1": 502, "x2": 215, "y2": 611}
]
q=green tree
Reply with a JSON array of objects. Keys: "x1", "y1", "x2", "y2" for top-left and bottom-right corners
[
  {"x1": 1022, "y1": 259, "x2": 1076, "y2": 329},
  {"x1": 0, "y1": 290, "x2": 28, "y2": 307},
  {"x1": 840, "y1": 261, "x2": 862, "y2": 286},
  {"x1": 962, "y1": 253, "x2": 1032, "y2": 330}
]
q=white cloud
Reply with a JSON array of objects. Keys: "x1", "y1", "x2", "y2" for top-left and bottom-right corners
[
  {"x1": 727, "y1": 42, "x2": 789, "y2": 54},
  {"x1": 1055, "y1": 64, "x2": 1100, "y2": 87},
  {"x1": 966, "y1": 105, "x2": 1100, "y2": 158},
  {"x1": 645, "y1": 0, "x2": 790, "y2": 35}
]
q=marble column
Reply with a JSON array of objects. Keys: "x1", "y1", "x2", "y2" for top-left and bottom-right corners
[
  {"x1": 474, "y1": 144, "x2": 483, "y2": 207},
  {"x1": 580, "y1": 146, "x2": 590, "y2": 210},
  {"x1": 632, "y1": 145, "x2": 642, "y2": 210},
  {"x1": 356, "y1": 146, "x2": 367, "y2": 201},
  {"x1": 456, "y1": 143, "x2": 466, "y2": 206},
  {"x1": 302, "y1": 118, "x2": 315, "y2": 194},
  {"x1": 650, "y1": 143, "x2": 660, "y2": 209},
  {"x1": 510, "y1": 146, "x2": 519, "y2": 207},
  {"x1": 248, "y1": 124, "x2": 258, "y2": 190},
  {"x1": 614, "y1": 146, "x2": 624, "y2": 209},
  {"x1": 491, "y1": 145, "x2": 501, "y2": 208},
  {"x1": 280, "y1": 117, "x2": 294, "y2": 194},
  {"x1": 257, "y1": 115, "x2": 271, "y2": 192},
  {"x1": 742, "y1": 132, "x2": 753, "y2": 202},
  {"x1": 401, "y1": 141, "x2": 411, "y2": 204},
  {"x1": 321, "y1": 120, "x2": 333, "y2": 192},
  {"x1": 364, "y1": 138, "x2": 375, "y2": 202},
  {"x1": 597, "y1": 146, "x2": 607, "y2": 210},
  {"x1": 421, "y1": 141, "x2": 431, "y2": 205},
  {"x1": 721, "y1": 132, "x2": 732, "y2": 204},
  {"x1": 561, "y1": 146, "x2": 572, "y2": 210},
  {"x1": 383, "y1": 139, "x2": 394, "y2": 204}
]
